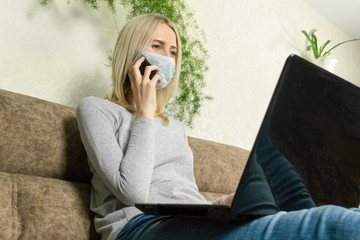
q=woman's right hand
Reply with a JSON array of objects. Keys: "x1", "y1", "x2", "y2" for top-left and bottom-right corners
[
  {"x1": 219, "y1": 193, "x2": 235, "y2": 206},
  {"x1": 128, "y1": 57, "x2": 162, "y2": 120}
]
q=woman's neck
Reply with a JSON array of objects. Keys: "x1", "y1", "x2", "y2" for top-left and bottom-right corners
[{"x1": 125, "y1": 90, "x2": 161, "y2": 118}]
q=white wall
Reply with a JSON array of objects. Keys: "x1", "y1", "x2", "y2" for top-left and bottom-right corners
[
  {"x1": 1, "y1": 0, "x2": 360, "y2": 150},
  {"x1": 184, "y1": 0, "x2": 360, "y2": 150},
  {"x1": 304, "y1": 0, "x2": 360, "y2": 38},
  {"x1": 0, "y1": 0, "x2": 125, "y2": 106}
]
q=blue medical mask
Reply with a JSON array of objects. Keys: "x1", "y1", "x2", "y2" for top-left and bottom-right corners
[{"x1": 141, "y1": 52, "x2": 176, "y2": 89}]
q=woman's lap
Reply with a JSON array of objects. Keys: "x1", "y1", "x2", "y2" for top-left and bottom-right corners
[
  {"x1": 117, "y1": 133, "x2": 360, "y2": 240},
  {"x1": 117, "y1": 205, "x2": 360, "y2": 240}
]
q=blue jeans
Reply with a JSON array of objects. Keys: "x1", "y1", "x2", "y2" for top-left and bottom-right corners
[
  {"x1": 117, "y1": 126, "x2": 360, "y2": 239},
  {"x1": 118, "y1": 207, "x2": 360, "y2": 240}
]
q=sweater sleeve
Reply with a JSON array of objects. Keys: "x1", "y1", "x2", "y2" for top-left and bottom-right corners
[{"x1": 76, "y1": 98, "x2": 155, "y2": 205}]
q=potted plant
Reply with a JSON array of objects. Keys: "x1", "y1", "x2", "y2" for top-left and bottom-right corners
[
  {"x1": 41, "y1": 0, "x2": 212, "y2": 127},
  {"x1": 301, "y1": 29, "x2": 360, "y2": 72}
]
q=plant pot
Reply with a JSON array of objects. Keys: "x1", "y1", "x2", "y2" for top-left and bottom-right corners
[
  {"x1": 323, "y1": 57, "x2": 337, "y2": 73},
  {"x1": 310, "y1": 56, "x2": 337, "y2": 73}
]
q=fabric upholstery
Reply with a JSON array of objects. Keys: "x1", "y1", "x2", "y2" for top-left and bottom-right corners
[
  {"x1": 0, "y1": 172, "x2": 98, "y2": 240},
  {"x1": 1, "y1": 89, "x2": 359, "y2": 240},
  {"x1": 0, "y1": 89, "x2": 90, "y2": 183},
  {"x1": 189, "y1": 137, "x2": 249, "y2": 195},
  {"x1": 0, "y1": 89, "x2": 254, "y2": 239}
]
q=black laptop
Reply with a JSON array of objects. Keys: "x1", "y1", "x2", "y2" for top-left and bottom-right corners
[{"x1": 135, "y1": 54, "x2": 360, "y2": 222}]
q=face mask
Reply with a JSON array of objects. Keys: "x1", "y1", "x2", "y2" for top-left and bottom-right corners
[{"x1": 141, "y1": 52, "x2": 176, "y2": 89}]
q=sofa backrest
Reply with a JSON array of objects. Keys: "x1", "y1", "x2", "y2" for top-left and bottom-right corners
[
  {"x1": 188, "y1": 137, "x2": 249, "y2": 195},
  {"x1": 0, "y1": 89, "x2": 91, "y2": 183},
  {"x1": 1, "y1": 89, "x2": 250, "y2": 193}
]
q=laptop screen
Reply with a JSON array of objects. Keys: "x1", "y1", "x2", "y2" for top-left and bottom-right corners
[
  {"x1": 267, "y1": 55, "x2": 360, "y2": 208},
  {"x1": 232, "y1": 55, "x2": 360, "y2": 217}
]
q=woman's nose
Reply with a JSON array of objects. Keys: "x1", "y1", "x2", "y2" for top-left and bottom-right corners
[{"x1": 161, "y1": 50, "x2": 171, "y2": 57}]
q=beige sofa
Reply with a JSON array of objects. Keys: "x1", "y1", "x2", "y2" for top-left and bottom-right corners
[{"x1": 0, "y1": 89, "x2": 249, "y2": 239}]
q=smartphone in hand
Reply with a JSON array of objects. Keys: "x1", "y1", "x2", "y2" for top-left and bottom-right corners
[{"x1": 139, "y1": 58, "x2": 157, "y2": 80}]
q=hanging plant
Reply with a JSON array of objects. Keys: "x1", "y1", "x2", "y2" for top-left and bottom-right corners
[{"x1": 40, "y1": 0, "x2": 212, "y2": 127}]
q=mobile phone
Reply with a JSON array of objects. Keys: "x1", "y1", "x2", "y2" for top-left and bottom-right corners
[{"x1": 139, "y1": 57, "x2": 157, "y2": 80}]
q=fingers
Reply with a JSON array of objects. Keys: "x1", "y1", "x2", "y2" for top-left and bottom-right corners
[
  {"x1": 140, "y1": 65, "x2": 161, "y2": 89},
  {"x1": 129, "y1": 57, "x2": 160, "y2": 84},
  {"x1": 143, "y1": 65, "x2": 160, "y2": 81},
  {"x1": 153, "y1": 74, "x2": 162, "y2": 84},
  {"x1": 133, "y1": 56, "x2": 145, "y2": 69},
  {"x1": 149, "y1": 71, "x2": 162, "y2": 84},
  {"x1": 129, "y1": 57, "x2": 145, "y2": 86},
  {"x1": 219, "y1": 193, "x2": 235, "y2": 206},
  {"x1": 127, "y1": 58, "x2": 161, "y2": 119}
]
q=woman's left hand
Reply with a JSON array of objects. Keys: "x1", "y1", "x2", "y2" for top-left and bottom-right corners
[{"x1": 219, "y1": 193, "x2": 235, "y2": 206}]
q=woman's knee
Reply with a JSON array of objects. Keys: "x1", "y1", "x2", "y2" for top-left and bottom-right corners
[
  {"x1": 304, "y1": 205, "x2": 360, "y2": 238},
  {"x1": 256, "y1": 206, "x2": 360, "y2": 239}
]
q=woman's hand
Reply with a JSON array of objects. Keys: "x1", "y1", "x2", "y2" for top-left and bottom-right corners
[
  {"x1": 128, "y1": 57, "x2": 162, "y2": 120},
  {"x1": 219, "y1": 193, "x2": 235, "y2": 206}
]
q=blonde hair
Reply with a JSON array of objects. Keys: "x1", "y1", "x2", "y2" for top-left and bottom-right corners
[{"x1": 107, "y1": 14, "x2": 182, "y2": 126}]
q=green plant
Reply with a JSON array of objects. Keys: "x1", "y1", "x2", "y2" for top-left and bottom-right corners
[
  {"x1": 40, "y1": 0, "x2": 212, "y2": 127},
  {"x1": 301, "y1": 29, "x2": 360, "y2": 59}
]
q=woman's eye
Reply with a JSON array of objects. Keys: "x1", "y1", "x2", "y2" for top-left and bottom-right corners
[
  {"x1": 170, "y1": 51, "x2": 176, "y2": 56},
  {"x1": 152, "y1": 44, "x2": 161, "y2": 50}
]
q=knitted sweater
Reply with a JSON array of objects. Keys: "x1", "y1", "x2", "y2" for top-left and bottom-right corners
[{"x1": 76, "y1": 97, "x2": 208, "y2": 240}]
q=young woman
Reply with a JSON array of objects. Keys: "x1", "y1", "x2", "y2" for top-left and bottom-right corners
[{"x1": 76, "y1": 14, "x2": 360, "y2": 240}]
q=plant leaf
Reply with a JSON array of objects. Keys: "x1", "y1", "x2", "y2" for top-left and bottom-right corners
[
  {"x1": 323, "y1": 38, "x2": 360, "y2": 57},
  {"x1": 301, "y1": 30, "x2": 312, "y2": 42},
  {"x1": 319, "y1": 40, "x2": 331, "y2": 55},
  {"x1": 302, "y1": 30, "x2": 318, "y2": 57},
  {"x1": 309, "y1": 29, "x2": 317, "y2": 41},
  {"x1": 312, "y1": 34, "x2": 320, "y2": 58}
]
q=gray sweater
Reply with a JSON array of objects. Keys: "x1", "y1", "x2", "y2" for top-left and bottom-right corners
[{"x1": 76, "y1": 97, "x2": 209, "y2": 240}]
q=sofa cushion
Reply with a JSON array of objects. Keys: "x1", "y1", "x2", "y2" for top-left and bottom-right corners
[
  {"x1": 0, "y1": 172, "x2": 99, "y2": 240},
  {"x1": 0, "y1": 89, "x2": 91, "y2": 183}
]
